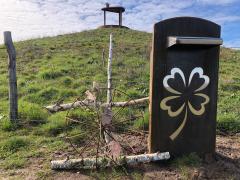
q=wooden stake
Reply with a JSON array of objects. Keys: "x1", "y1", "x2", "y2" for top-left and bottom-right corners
[
  {"x1": 107, "y1": 33, "x2": 113, "y2": 105},
  {"x1": 4, "y1": 31, "x2": 18, "y2": 122},
  {"x1": 105, "y1": 33, "x2": 113, "y2": 143},
  {"x1": 102, "y1": 49, "x2": 105, "y2": 67}
]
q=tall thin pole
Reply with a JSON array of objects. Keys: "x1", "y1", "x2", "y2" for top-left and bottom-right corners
[
  {"x1": 4, "y1": 31, "x2": 18, "y2": 122},
  {"x1": 107, "y1": 33, "x2": 113, "y2": 105},
  {"x1": 102, "y1": 49, "x2": 105, "y2": 67},
  {"x1": 104, "y1": 33, "x2": 113, "y2": 144},
  {"x1": 119, "y1": 12, "x2": 122, "y2": 26},
  {"x1": 104, "y1": 11, "x2": 106, "y2": 26}
]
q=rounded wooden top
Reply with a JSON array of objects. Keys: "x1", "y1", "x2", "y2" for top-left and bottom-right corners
[{"x1": 101, "y1": 6, "x2": 125, "y2": 13}]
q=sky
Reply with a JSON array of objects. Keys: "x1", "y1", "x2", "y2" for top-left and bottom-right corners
[{"x1": 0, "y1": 0, "x2": 240, "y2": 47}]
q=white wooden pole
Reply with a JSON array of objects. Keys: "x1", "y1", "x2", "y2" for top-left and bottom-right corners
[
  {"x1": 104, "y1": 33, "x2": 113, "y2": 144},
  {"x1": 107, "y1": 33, "x2": 113, "y2": 104}
]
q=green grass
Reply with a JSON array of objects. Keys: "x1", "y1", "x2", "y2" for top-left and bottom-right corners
[
  {"x1": 218, "y1": 48, "x2": 240, "y2": 133},
  {"x1": 134, "y1": 110, "x2": 149, "y2": 130},
  {"x1": 18, "y1": 101, "x2": 49, "y2": 125},
  {"x1": 0, "y1": 28, "x2": 239, "y2": 178},
  {"x1": 0, "y1": 136, "x2": 30, "y2": 154},
  {"x1": 0, "y1": 118, "x2": 17, "y2": 131},
  {"x1": 172, "y1": 153, "x2": 202, "y2": 179},
  {"x1": 41, "y1": 112, "x2": 67, "y2": 136}
]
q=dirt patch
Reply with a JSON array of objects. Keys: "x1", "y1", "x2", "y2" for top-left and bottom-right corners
[
  {"x1": 198, "y1": 135, "x2": 240, "y2": 179},
  {"x1": 1, "y1": 135, "x2": 240, "y2": 179},
  {"x1": 143, "y1": 135, "x2": 240, "y2": 180}
]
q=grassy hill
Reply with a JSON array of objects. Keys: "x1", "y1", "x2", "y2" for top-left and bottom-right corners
[{"x1": 0, "y1": 28, "x2": 239, "y2": 178}]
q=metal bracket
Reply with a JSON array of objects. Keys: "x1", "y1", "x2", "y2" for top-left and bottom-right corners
[{"x1": 167, "y1": 36, "x2": 223, "y2": 48}]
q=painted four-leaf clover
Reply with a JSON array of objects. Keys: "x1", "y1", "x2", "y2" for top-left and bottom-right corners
[{"x1": 160, "y1": 67, "x2": 210, "y2": 140}]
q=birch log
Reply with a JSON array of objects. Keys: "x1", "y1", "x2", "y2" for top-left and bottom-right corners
[
  {"x1": 45, "y1": 100, "x2": 98, "y2": 113},
  {"x1": 4, "y1": 31, "x2": 18, "y2": 122},
  {"x1": 51, "y1": 152, "x2": 170, "y2": 170},
  {"x1": 102, "y1": 97, "x2": 149, "y2": 107},
  {"x1": 45, "y1": 97, "x2": 149, "y2": 112}
]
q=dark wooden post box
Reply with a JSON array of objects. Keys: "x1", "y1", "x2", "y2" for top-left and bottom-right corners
[{"x1": 149, "y1": 17, "x2": 222, "y2": 156}]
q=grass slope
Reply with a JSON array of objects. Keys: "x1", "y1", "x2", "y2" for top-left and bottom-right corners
[{"x1": 0, "y1": 28, "x2": 239, "y2": 178}]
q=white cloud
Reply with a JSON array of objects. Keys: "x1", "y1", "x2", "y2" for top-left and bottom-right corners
[
  {"x1": 0, "y1": 0, "x2": 104, "y2": 43},
  {"x1": 197, "y1": 0, "x2": 237, "y2": 5},
  {"x1": 0, "y1": 0, "x2": 239, "y2": 47},
  {"x1": 209, "y1": 15, "x2": 240, "y2": 24}
]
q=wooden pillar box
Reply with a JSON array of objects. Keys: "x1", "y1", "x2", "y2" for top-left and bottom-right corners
[{"x1": 149, "y1": 17, "x2": 222, "y2": 156}]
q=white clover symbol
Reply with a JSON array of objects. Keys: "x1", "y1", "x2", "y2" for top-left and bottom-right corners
[{"x1": 160, "y1": 67, "x2": 210, "y2": 140}]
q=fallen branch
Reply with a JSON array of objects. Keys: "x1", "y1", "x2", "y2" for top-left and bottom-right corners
[
  {"x1": 51, "y1": 152, "x2": 170, "y2": 170},
  {"x1": 45, "y1": 100, "x2": 98, "y2": 113},
  {"x1": 45, "y1": 97, "x2": 149, "y2": 113},
  {"x1": 102, "y1": 97, "x2": 149, "y2": 107}
]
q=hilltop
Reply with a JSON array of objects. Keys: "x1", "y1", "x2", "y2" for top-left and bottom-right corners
[{"x1": 0, "y1": 28, "x2": 239, "y2": 179}]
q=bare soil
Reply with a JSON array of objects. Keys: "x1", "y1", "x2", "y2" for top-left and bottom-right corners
[
  {"x1": 143, "y1": 134, "x2": 240, "y2": 180},
  {"x1": 1, "y1": 134, "x2": 240, "y2": 180}
]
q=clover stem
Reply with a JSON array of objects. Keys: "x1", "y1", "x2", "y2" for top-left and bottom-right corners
[{"x1": 170, "y1": 108, "x2": 188, "y2": 141}]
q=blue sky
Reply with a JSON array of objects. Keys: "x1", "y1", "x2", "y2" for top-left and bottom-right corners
[{"x1": 0, "y1": 0, "x2": 239, "y2": 47}]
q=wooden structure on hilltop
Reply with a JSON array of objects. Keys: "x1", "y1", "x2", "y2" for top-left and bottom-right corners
[{"x1": 100, "y1": 3, "x2": 128, "y2": 29}]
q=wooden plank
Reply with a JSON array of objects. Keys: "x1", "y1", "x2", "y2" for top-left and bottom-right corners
[{"x1": 4, "y1": 31, "x2": 18, "y2": 122}]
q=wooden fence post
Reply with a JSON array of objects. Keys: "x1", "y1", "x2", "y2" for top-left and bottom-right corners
[
  {"x1": 107, "y1": 33, "x2": 113, "y2": 104},
  {"x1": 102, "y1": 49, "x2": 105, "y2": 67},
  {"x1": 4, "y1": 31, "x2": 18, "y2": 122},
  {"x1": 104, "y1": 33, "x2": 113, "y2": 144}
]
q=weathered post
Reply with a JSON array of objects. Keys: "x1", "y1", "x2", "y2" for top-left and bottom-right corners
[
  {"x1": 4, "y1": 31, "x2": 18, "y2": 122},
  {"x1": 104, "y1": 33, "x2": 113, "y2": 143},
  {"x1": 107, "y1": 33, "x2": 113, "y2": 105},
  {"x1": 149, "y1": 17, "x2": 222, "y2": 157},
  {"x1": 102, "y1": 49, "x2": 105, "y2": 67}
]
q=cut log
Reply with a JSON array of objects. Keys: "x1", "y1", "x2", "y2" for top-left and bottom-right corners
[
  {"x1": 45, "y1": 97, "x2": 149, "y2": 113},
  {"x1": 51, "y1": 152, "x2": 170, "y2": 170}
]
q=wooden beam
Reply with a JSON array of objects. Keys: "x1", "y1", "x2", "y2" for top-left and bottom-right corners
[{"x1": 4, "y1": 31, "x2": 18, "y2": 122}]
